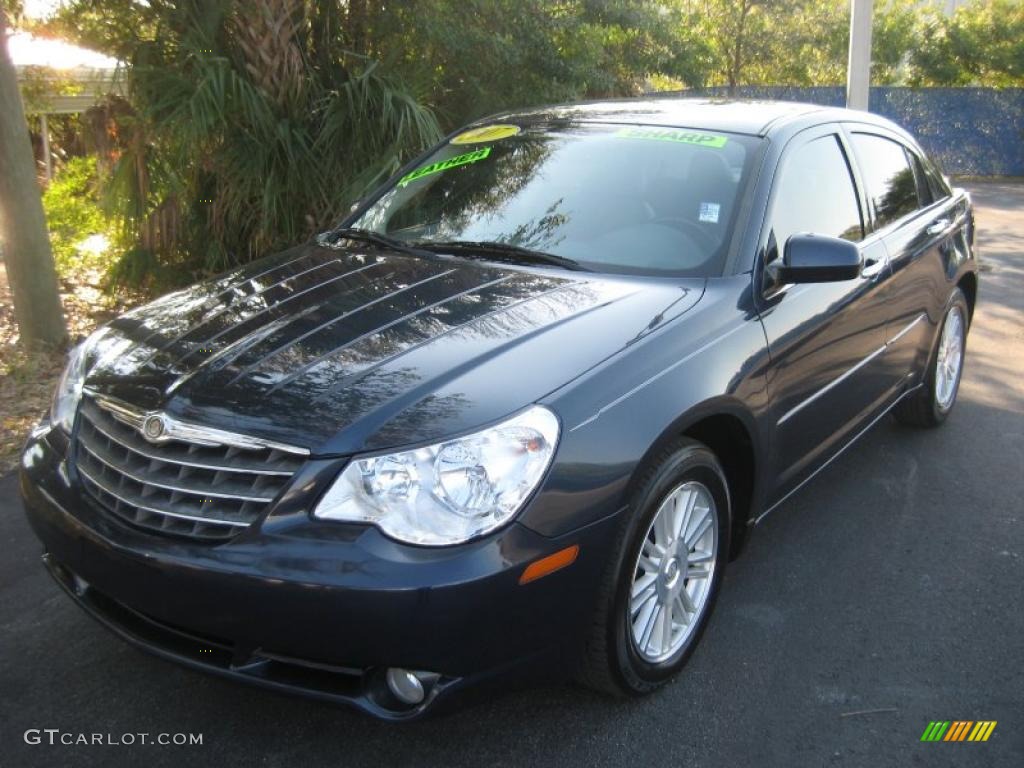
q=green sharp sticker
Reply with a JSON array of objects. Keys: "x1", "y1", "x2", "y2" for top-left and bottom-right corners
[
  {"x1": 614, "y1": 127, "x2": 728, "y2": 148},
  {"x1": 399, "y1": 146, "x2": 492, "y2": 188}
]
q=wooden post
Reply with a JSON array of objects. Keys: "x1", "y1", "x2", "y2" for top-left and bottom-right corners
[{"x1": 40, "y1": 112, "x2": 52, "y2": 182}]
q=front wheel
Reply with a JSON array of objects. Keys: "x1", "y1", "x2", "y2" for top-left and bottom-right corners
[
  {"x1": 895, "y1": 288, "x2": 969, "y2": 428},
  {"x1": 577, "y1": 439, "x2": 730, "y2": 696}
]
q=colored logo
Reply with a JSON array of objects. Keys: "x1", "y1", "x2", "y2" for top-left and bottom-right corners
[
  {"x1": 614, "y1": 127, "x2": 728, "y2": 148},
  {"x1": 398, "y1": 147, "x2": 492, "y2": 188},
  {"x1": 450, "y1": 124, "x2": 521, "y2": 144},
  {"x1": 920, "y1": 721, "x2": 997, "y2": 742}
]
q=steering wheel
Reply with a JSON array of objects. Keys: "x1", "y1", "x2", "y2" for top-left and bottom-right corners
[{"x1": 650, "y1": 216, "x2": 720, "y2": 253}]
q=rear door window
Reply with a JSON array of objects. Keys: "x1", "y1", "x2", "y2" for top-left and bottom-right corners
[
  {"x1": 851, "y1": 133, "x2": 920, "y2": 229},
  {"x1": 909, "y1": 152, "x2": 935, "y2": 207},
  {"x1": 923, "y1": 158, "x2": 952, "y2": 202}
]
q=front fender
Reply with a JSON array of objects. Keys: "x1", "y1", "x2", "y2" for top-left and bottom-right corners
[{"x1": 522, "y1": 277, "x2": 771, "y2": 538}]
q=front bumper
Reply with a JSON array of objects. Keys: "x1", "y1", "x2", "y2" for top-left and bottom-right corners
[{"x1": 20, "y1": 425, "x2": 620, "y2": 720}]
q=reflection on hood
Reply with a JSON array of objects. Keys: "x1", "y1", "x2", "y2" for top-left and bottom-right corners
[{"x1": 84, "y1": 243, "x2": 704, "y2": 453}]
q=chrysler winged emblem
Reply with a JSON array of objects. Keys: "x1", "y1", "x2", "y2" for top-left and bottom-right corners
[{"x1": 142, "y1": 414, "x2": 167, "y2": 442}]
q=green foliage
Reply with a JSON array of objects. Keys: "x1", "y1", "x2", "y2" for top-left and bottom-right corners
[
  {"x1": 684, "y1": 0, "x2": 924, "y2": 89},
  {"x1": 1, "y1": 1, "x2": 22, "y2": 24},
  {"x1": 43, "y1": 0, "x2": 166, "y2": 59},
  {"x1": 40, "y1": 155, "x2": 118, "y2": 277},
  {"x1": 870, "y1": 0, "x2": 921, "y2": 84},
  {"x1": 909, "y1": 0, "x2": 1024, "y2": 86},
  {"x1": 46, "y1": 0, "x2": 444, "y2": 281},
  {"x1": 1, "y1": 1, "x2": 21, "y2": 26},
  {"x1": 351, "y1": 1, "x2": 714, "y2": 126}
]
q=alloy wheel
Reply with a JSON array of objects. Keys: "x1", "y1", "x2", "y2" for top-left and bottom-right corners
[
  {"x1": 628, "y1": 481, "x2": 718, "y2": 663},
  {"x1": 935, "y1": 305, "x2": 965, "y2": 410}
]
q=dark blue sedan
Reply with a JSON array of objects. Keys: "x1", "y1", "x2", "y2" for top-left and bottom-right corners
[{"x1": 21, "y1": 99, "x2": 977, "y2": 719}]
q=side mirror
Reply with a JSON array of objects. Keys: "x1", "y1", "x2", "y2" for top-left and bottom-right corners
[{"x1": 774, "y1": 233, "x2": 862, "y2": 284}]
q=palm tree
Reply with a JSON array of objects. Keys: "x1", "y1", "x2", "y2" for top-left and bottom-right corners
[{"x1": 105, "y1": 0, "x2": 440, "y2": 281}]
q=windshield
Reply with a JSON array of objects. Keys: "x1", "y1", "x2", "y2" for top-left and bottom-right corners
[{"x1": 351, "y1": 122, "x2": 762, "y2": 276}]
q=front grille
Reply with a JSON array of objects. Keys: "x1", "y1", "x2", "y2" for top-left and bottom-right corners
[{"x1": 74, "y1": 396, "x2": 305, "y2": 542}]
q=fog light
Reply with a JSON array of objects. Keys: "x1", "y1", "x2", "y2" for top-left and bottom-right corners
[{"x1": 385, "y1": 667, "x2": 425, "y2": 705}]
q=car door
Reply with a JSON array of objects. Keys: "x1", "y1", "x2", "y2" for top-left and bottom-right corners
[
  {"x1": 846, "y1": 130, "x2": 966, "y2": 382},
  {"x1": 756, "y1": 126, "x2": 898, "y2": 502}
]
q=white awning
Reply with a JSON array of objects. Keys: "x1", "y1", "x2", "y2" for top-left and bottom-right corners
[{"x1": 9, "y1": 32, "x2": 122, "y2": 114}]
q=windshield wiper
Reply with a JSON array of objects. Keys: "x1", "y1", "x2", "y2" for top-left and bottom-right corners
[
  {"x1": 417, "y1": 240, "x2": 586, "y2": 272},
  {"x1": 317, "y1": 227, "x2": 438, "y2": 260}
]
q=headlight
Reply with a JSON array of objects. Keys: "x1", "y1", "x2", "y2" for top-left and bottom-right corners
[
  {"x1": 49, "y1": 327, "x2": 112, "y2": 436},
  {"x1": 313, "y1": 406, "x2": 560, "y2": 546},
  {"x1": 50, "y1": 340, "x2": 91, "y2": 433}
]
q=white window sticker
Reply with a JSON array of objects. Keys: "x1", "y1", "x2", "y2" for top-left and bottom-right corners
[{"x1": 699, "y1": 202, "x2": 721, "y2": 223}]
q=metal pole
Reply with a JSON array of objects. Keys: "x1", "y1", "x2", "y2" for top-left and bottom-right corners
[
  {"x1": 40, "y1": 112, "x2": 52, "y2": 182},
  {"x1": 846, "y1": 0, "x2": 873, "y2": 111}
]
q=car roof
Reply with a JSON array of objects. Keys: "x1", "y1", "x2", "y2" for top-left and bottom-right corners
[{"x1": 488, "y1": 97, "x2": 894, "y2": 138}]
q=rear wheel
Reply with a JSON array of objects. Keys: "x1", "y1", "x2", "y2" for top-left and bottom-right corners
[
  {"x1": 577, "y1": 439, "x2": 730, "y2": 696},
  {"x1": 895, "y1": 288, "x2": 969, "y2": 428}
]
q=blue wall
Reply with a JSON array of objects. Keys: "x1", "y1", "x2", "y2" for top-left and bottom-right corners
[{"x1": 674, "y1": 87, "x2": 1024, "y2": 178}]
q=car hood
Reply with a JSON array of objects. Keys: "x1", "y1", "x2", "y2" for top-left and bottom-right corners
[{"x1": 83, "y1": 242, "x2": 705, "y2": 454}]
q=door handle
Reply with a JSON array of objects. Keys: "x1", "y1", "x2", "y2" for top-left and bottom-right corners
[
  {"x1": 927, "y1": 218, "x2": 951, "y2": 236},
  {"x1": 862, "y1": 256, "x2": 885, "y2": 278}
]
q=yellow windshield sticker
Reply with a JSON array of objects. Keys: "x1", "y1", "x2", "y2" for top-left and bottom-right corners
[
  {"x1": 451, "y1": 124, "x2": 521, "y2": 145},
  {"x1": 398, "y1": 146, "x2": 492, "y2": 188},
  {"x1": 615, "y1": 127, "x2": 728, "y2": 148}
]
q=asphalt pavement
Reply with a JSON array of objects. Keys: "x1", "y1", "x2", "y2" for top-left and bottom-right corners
[{"x1": 1, "y1": 182, "x2": 1021, "y2": 767}]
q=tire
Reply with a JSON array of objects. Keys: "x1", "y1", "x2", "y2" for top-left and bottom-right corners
[
  {"x1": 894, "y1": 288, "x2": 969, "y2": 428},
  {"x1": 577, "y1": 438, "x2": 730, "y2": 696}
]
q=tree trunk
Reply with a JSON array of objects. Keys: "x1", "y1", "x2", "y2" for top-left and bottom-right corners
[
  {"x1": 347, "y1": 0, "x2": 369, "y2": 56},
  {"x1": 0, "y1": 11, "x2": 67, "y2": 348},
  {"x1": 728, "y1": 0, "x2": 751, "y2": 96}
]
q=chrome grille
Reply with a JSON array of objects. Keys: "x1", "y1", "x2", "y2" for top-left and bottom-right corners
[{"x1": 74, "y1": 396, "x2": 306, "y2": 542}]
